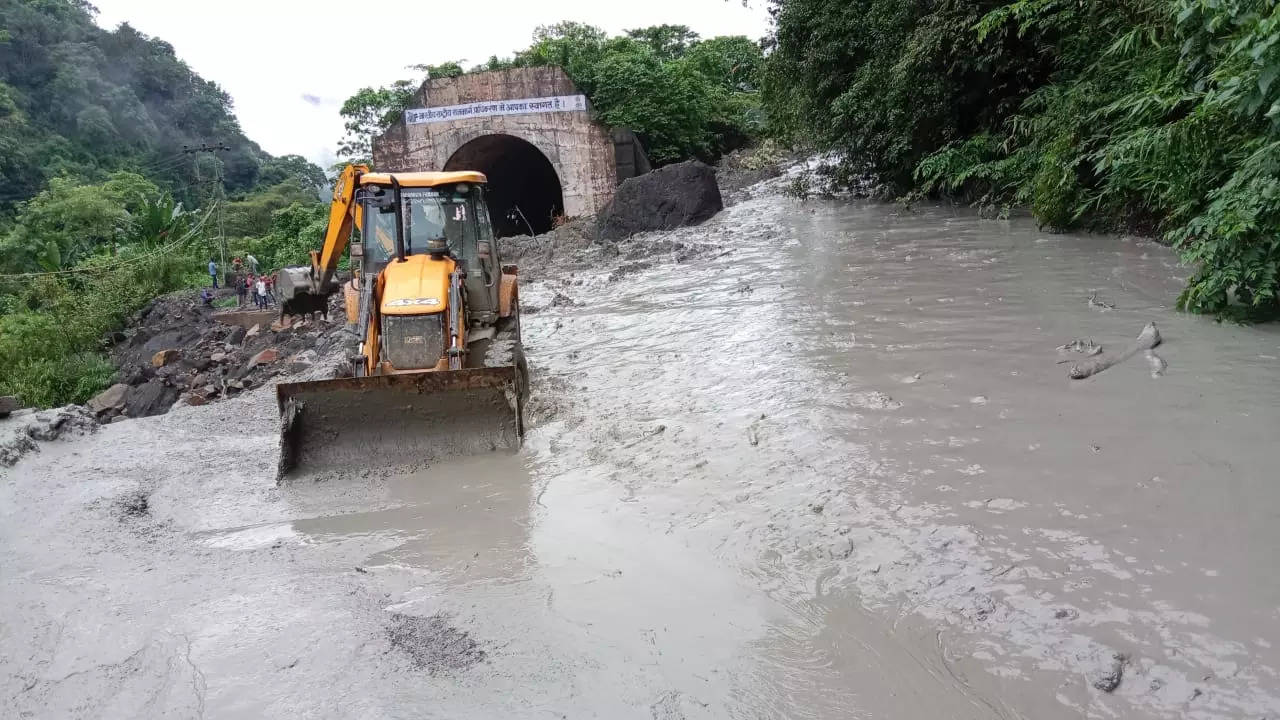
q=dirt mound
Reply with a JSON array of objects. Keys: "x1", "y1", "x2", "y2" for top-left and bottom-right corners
[
  {"x1": 598, "y1": 160, "x2": 723, "y2": 240},
  {"x1": 95, "y1": 289, "x2": 352, "y2": 421},
  {"x1": 497, "y1": 215, "x2": 598, "y2": 277}
]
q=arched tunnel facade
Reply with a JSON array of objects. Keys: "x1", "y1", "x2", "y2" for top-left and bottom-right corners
[
  {"x1": 444, "y1": 134, "x2": 564, "y2": 237},
  {"x1": 371, "y1": 67, "x2": 651, "y2": 237}
]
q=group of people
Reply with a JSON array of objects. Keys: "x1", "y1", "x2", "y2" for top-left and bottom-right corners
[
  {"x1": 236, "y1": 256, "x2": 276, "y2": 309},
  {"x1": 206, "y1": 255, "x2": 276, "y2": 309},
  {"x1": 238, "y1": 271, "x2": 276, "y2": 309}
]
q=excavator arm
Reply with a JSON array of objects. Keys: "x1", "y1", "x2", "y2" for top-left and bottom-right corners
[
  {"x1": 309, "y1": 162, "x2": 369, "y2": 293},
  {"x1": 279, "y1": 163, "x2": 369, "y2": 316}
]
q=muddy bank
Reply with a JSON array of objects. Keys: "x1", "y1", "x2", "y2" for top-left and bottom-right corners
[{"x1": 4, "y1": 171, "x2": 1280, "y2": 719}]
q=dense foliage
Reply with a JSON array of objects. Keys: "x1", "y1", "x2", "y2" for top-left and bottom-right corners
[
  {"x1": 0, "y1": 170, "x2": 210, "y2": 405},
  {"x1": 339, "y1": 23, "x2": 764, "y2": 166},
  {"x1": 766, "y1": 0, "x2": 1280, "y2": 320},
  {"x1": 0, "y1": 0, "x2": 329, "y2": 407}
]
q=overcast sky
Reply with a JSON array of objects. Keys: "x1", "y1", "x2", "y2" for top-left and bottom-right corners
[{"x1": 91, "y1": 0, "x2": 771, "y2": 168}]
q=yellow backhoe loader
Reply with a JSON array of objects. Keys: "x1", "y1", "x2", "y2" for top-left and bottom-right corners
[{"x1": 274, "y1": 164, "x2": 527, "y2": 481}]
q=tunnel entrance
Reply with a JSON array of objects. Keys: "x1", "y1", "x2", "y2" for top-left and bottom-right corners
[{"x1": 443, "y1": 134, "x2": 564, "y2": 237}]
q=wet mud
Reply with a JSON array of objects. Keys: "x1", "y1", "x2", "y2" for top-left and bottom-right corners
[{"x1": 4, "y1": 177, "x2": 1280, "y2": 719}]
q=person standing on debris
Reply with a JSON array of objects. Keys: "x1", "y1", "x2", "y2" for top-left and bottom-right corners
[
  {"x1": 207, "y1": 257, "x2": 218, "y2": 288},
  {"x1": 265, "y1": 272, "x2": 277, "y2": 306},
  {"x1": 246, "y1": 253, "x2": 259, "y2": 276},
  {"x1": 255, "y1": 275, "x2": 268, "y2": 309},
  {"x1": 235, "y1": 271, "x2": 248, "y2": 307}
]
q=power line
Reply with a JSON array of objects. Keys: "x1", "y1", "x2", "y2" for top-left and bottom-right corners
[
  {"x1": 184, "y1": 143, "x2": 232, "y2": 273},
  {"x1": 0, "y1": 204, "x2": 216, "y2": 280}
]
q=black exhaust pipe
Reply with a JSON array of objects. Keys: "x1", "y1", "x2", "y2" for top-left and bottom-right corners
[{"x1": 390, "y1": 175, "x2": 406, "y2": 262}]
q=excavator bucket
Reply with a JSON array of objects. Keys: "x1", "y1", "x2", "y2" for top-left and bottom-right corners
[{"x1": 275, "y1": 366, "x2": 523, "y2": 483}]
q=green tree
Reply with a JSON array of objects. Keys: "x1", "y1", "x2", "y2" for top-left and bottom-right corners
[
  {"x1": 408, "y1": 60, "x2": 465, "y2": 79},
  {"x1": 337, "y1": 80, "x2": 415, "y2": 162},
  {"x1": 0, "y1": 172, "x2": 159, "y2": 272},
  {"x1": 624, "y1": 24, "x2": 700, "y2": 60},
  {"x1": 238, "y1": 201, "x2": 328, "y2": 272},
  {"x1": 257, "y1": 154, "x2": 327, "y2": 191},
  {"x1": 223, "y1": 180, "x2": 320, "y2": 240}
]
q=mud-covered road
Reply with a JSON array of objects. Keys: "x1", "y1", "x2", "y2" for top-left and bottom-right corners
[{"x1": 4, "y1": 182, "x2": 1280, "y2": 719}]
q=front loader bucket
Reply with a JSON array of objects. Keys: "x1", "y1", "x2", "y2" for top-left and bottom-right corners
[{"x1": 276, "y1": 366, "x2": 523, "y2": 483}]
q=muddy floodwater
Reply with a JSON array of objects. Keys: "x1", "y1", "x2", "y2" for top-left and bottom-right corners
[{"x1": 4, "y1": 187, "x2": 1280, "y2": 719}]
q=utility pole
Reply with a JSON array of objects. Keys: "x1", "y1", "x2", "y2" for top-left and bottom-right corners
[{"x1": 184, "y1": 143, "x2": 232, "y2": 276}]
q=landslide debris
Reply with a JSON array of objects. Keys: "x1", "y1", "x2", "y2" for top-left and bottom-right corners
[
  {"x1": 91, "y1": 289, "x2": 352, "y2": 422},
  {"x1": 598, "y1": 160, "x2": 723, "y2": 240}
]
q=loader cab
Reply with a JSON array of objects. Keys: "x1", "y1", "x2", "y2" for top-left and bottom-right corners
[{"x1": 352, "y1": 172, "x2": 503, "y2": 324}]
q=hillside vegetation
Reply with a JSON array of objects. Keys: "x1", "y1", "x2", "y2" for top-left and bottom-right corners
[{"x1": 0, "y1": 0, "x2": 327, "y2": 406}]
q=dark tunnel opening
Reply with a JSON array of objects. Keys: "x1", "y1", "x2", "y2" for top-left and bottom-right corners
[{"x1": 443, "y1": 134, "x2": 564, "y2": 237}]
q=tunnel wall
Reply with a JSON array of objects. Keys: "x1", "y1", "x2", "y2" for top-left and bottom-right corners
[{"x1": 373, "y1": 67, "x2": 620, "y2": 219}]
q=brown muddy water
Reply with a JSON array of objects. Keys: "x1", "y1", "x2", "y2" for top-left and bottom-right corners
[{"x1": 4, "y1": 187, "x2": 1280, "y2": 719}]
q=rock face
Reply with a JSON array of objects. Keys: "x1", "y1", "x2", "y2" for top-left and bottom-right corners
[{"x1": 598, "y1": 160, "x2": 723, "y2": 241}]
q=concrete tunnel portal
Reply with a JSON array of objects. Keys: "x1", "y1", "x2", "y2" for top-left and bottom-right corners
[
  {"x1": 443, "y1": 134, "x2": 564, "y2": 237},
  {"x1": 372, "y1": 67, "x2": 652, "y2": 236}
]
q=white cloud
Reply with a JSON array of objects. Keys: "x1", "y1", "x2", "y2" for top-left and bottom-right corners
[{"x1": 91, "y1": 0, "x2": 771, "y2": 166}]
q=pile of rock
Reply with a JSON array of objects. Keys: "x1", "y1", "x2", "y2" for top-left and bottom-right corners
[
  {"x1": 87, "y1": 290, "x2": 351, "y2": 422},
  {"x1": 598, "y1": 160, "x2": 723, "y2": 240}
]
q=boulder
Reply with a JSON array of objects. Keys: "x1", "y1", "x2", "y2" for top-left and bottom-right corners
[
  {"x1": 0, "y1": 395, "x2": 20, "y2": 418},
  {"x1": 86, "y1": 384, "x2": 129, "y2": 415},
  {"x1": 226, "y1": 326, "x2": 247, "y2": 346},
  {"x1": 245, "y1": 324, "x2": 260, "y2": 340},
  {"x1": 210, "y1": 351, "x2": 227, "y2": 363},
  {"x1": 248, "y1": 348, "x2": 279, "y2": 369},
  {"x1": 151, "y1": 349, "x2": 181, "y2": 368},
  {"x1": 270, "y1": 317, "x2": 291, "y2": 332},
  {"x1": 124, "y1": 380, "x2": 179, "y2": 418},
  {"x1": 598, "y1": 160, "x2": 723, "y2": 241},
  {"x1": 183, "y1": 393, "x2": 208, "y2": 407}
]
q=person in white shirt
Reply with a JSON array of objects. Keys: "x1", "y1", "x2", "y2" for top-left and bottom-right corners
[{"x1": 255, "y1": 277, "x2": 267, "y2": 309}]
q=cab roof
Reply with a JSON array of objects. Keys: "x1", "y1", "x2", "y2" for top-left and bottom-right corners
[{"x1": 359, "y1": 171, "x2": 487, "y2": 188}]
